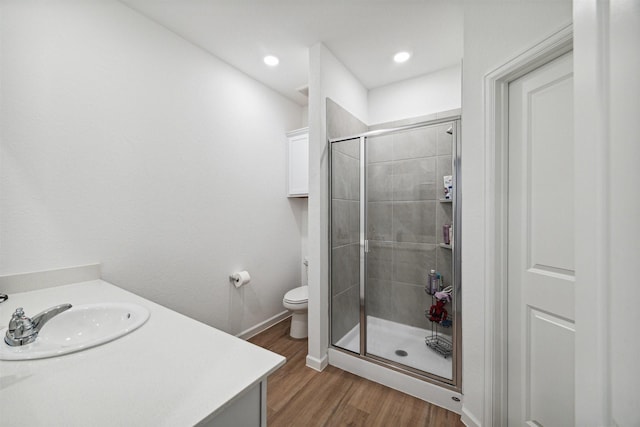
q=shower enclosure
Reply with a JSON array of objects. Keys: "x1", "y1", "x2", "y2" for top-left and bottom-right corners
[{"x1": 329, "y1": 117, "x2": 461, "y2": 389}]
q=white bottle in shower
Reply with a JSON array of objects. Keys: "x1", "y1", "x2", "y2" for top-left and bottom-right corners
[{"x1": 428, "y1": 269, "x2": 438, "y2": 295}]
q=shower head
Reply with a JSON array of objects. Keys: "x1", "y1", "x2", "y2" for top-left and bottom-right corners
[{"x1": 446, "y1": 126, "x2": 453, "y2": 135}]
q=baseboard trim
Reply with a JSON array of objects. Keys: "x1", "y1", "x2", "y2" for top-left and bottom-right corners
[
  {"x1": 0, "y1": 264, "x2": 101, "y2": 295},
  {"x1": 306, "y1": 353, "x2": 328, "y2": 372},
  {"x1": 236, "y1": 311, "x2": 291, "y2": 340},
  {"x1": 461, "y1": 406, "x2": 482, "y2": 427},
  {"x1": 328, "y1": 348, "x2": 462, "y2": 414}
]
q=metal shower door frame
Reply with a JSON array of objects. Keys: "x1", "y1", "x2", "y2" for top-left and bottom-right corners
[
  {"x1": 328, "y1": 135, "x2": 365, "y2": 355},
  {"x1": 329, "y1": 116, "x2": 461, "y2": 391},
  {"x1": 358, "y1": 136, "x2": 367, "y2": 357}
]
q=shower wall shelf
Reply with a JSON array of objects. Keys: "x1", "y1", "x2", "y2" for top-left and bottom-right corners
[
  {"x1": 438, "y1": 199, "x2": 452, "y2": 203},
  {"x1": 439, "y1": 243, "x2": 453, "y2": 250}
]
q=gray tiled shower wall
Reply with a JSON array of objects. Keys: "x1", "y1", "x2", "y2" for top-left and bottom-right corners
[
  {"x1": 329, "y1": 98, "x2": 456, "y2": 342},
  {"x1": 366, "y1": 124, "x2": 454, "y2": 332}
]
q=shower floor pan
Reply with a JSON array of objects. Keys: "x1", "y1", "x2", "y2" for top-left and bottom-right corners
[{"x1": 334, "y1": 316, "x2": 452, "y2": 380}]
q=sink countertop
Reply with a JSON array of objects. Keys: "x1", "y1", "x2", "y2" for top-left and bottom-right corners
[{"x1": 0, "y1": 280, "x2": 286, "y2": 426}]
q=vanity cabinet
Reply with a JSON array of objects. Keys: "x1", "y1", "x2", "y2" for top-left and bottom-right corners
[
  {"x1": 286, "y1": 127, "x2": 309, "y2": 197},
  {"x1": 201, "y1": 382, "x2": 265, "y2": 426},
  {"x1": 0, "y1": 277, "x2": 285, "y2": 427}
]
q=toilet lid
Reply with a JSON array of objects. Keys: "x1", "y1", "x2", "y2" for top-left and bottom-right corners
[{"x1": 284, "y1": 286, "x2": 308, "y2": 304}]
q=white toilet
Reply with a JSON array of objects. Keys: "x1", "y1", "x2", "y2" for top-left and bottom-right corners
[{"x1": 283, "y1": 285, "x2": 308, "y2": 339}]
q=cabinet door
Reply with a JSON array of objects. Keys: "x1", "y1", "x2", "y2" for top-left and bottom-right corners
[{"x1": 287, "y1": 131, "x2": 309, "y2": 197}]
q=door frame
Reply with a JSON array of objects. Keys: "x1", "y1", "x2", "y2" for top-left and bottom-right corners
[{"x1": 482, "y1": 25, "x2": 573, "y2": 427}]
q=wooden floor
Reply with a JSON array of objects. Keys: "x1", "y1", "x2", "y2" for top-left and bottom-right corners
[{"x1": 249, "y1": 318, "x2": 465, "y2": 427}]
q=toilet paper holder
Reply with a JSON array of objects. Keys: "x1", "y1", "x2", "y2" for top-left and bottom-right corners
[{"x1": 229, "y1": 271, "x2": 251, "y2": 288}]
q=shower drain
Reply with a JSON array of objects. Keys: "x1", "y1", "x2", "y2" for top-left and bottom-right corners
[{"x1": 395, "y1": 349, "x2": 408, "y2": 357}]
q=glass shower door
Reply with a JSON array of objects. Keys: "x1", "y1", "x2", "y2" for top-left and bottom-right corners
[
  {"x1": 329, "y1": 119, "x2": 460, "y2": 386},
  {"x1": 329, "y1": 137, "x2": 362, "y2": 354},
  {"x1": 364, "y1": 123, "x2": 455, "y2": 380}
]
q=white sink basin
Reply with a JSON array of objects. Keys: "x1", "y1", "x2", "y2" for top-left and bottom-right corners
[{"x1": 0, "y1": 303, "x2": 149, "y2": 360}]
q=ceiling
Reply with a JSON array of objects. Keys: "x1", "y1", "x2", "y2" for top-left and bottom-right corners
[{"x1": 120, "y1": 0, "x2": 463, "y2": 106}]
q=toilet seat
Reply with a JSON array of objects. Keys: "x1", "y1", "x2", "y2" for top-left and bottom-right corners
[{"x1": 284, "y1": 286, "x2": 308, "y2": 305}]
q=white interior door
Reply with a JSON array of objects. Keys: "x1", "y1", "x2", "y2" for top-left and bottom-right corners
[{"x1": 507, "y1": 51, "x2": 575, "y2": 426}]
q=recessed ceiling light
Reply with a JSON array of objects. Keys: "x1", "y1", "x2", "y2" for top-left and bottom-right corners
[
  {"x1": 264, "y1": 55, "x2": 279, "y2": 66},
  {"x1": 393, "y1": 51, "x2": 411, "y2": 63}
]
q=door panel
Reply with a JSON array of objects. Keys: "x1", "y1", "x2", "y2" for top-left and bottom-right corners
[
  {"x1": 364, "y1": 124, "x2": 456, "y2": 381},
  {"x1": 508, "y1": 51, "x2": 574, "y2": 426},
  {"x1": 528, "y1": 308, "x2": 575, "y2": 427},
  {"x1": 330, "y1": 137, "x2": 362, "y2": 353},
  {"x1": 527, "y1": 72, "x2": 575, "y2": 276}
]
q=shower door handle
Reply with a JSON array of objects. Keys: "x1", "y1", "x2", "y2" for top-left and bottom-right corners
[{"x1": 364, "y1": 240, "x2": 369, "y2": 253}]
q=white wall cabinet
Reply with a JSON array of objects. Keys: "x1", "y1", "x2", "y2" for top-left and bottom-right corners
[{"x1": 286, "y1": 127, "x2": 309, "y2": 197}]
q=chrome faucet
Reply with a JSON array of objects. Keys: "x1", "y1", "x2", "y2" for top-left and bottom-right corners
[{"x1": 4, "y1": 304, "x2": 72, "y2": 346}]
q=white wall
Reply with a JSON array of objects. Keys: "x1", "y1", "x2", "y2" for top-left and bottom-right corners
[
  {"x1": 610, "y1": 9, "x2": 640, "y2": 426},
  {"x1": 461, "y1": 1, "x2": 571, "y2": 425},
  {"x1": 609, "y1": 2, "x2": 640, "y2": 422},
  {"x1": 307, "y1": 42, "x2": 368, "y2": 370},
  {"x1": 368, "y1": 64, "x2": 462, "y2": 124},
  {"x1": 297, "y1": 199, "x2": 308, "y2": 285},
  {"x1": 0, "y1": 0, "x2": 304, "y2": 336},
  {"x1": 573, "y1": 1, "x2": 640, "y2": 425}
]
